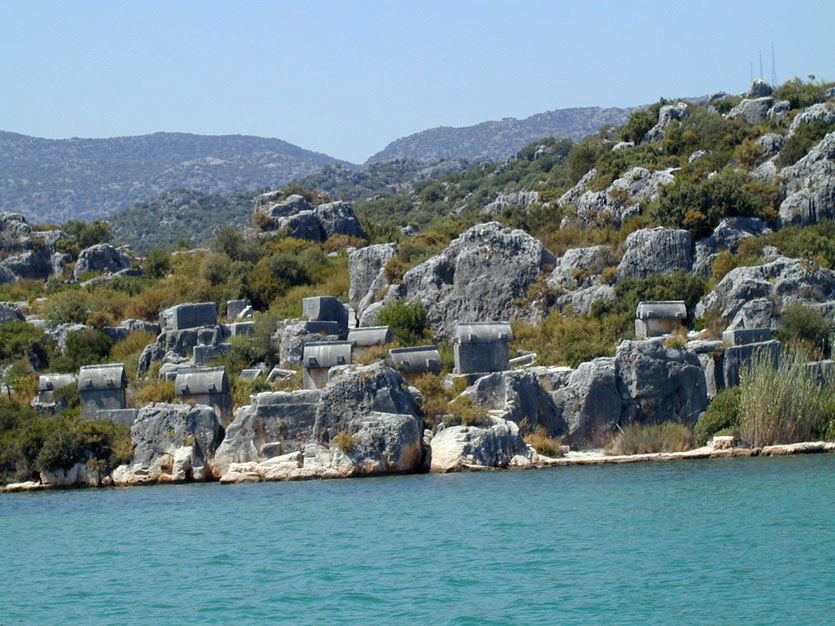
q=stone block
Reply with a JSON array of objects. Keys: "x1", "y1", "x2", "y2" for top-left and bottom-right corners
[
  {"x1": 723, "y1": 340, "x2": 782, "y2": 388},
  {"x1": 193, "y1": 343, "x2": 231, "y2": 367},
  {"x1": 226, "y1": 299, "x2": 248, "y2": 320},
  {"x1": 160, "y1": 302, "x2": 217, "y2": 331},
  {"x1": 722, "y1": 328, "x2": 773, "y2": 346}
]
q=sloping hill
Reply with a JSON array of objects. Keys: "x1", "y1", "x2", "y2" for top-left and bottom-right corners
[
  {"x1": 0, "y1": 131, "x2": 350, "y2": 224},
  {"x1": 366, "y1": 106, "x2": 635, "y2": 164}
]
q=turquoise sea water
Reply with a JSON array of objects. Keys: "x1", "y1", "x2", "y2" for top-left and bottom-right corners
[{"x1": 1, "y1": 455, "x2": 834, "y2": 624}]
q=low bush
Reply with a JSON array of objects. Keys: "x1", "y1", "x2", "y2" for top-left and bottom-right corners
[
  {"x1": 776, "y1": 303, "x2": 831, "y2": 356},
  {"x1": 136, "y1": 380, "x2": 176, "y2": 405},
  {"x1": 443, "y1": 396, "x2": 492, "y2": 428},
  {"x1": 605, "y1": 422, "x2": 694, "y2": 455},
  {"x1": 378, "y1": 300, "x2": 428, "y2": 345},
  {"x1": 694, "y1": 387, "x2": 741, "y2": 445},
  {"x1": 525, "y1": 427, "x2": 564, "y2": 457},
  {"x1": 332, "y1": 430, "x2": 355, "y2": 453}
]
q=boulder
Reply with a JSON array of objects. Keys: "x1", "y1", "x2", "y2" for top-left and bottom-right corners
[
  {"x1": 572, "y1": 167, "x2": 676, "y2": 227},
  {"x1": 788, "y1": 103, "x2": 835, "y2": 135},
  {"x1": 555, "y1": 284, "x2": 616, "y2": 315},
  {"x1": 73, "y1": 244, "x2": 131, "y2": 281},
  {"x1": 617, "y1": 228, "x2": 693, "y2": 281},
  {"x1": 779, "y1": 132, "x2": 835, "y2": 225},
  {"x1": 389, "y1": 222, "x2": 556, "y2": 338},
  {"x1": 727, "y1": 97, "x2": 790, "y2": 124},
  {"x1": 548, "y1": 245, "x2": 616, "y2": 291},
  {"x1": 553, "y1": 358, "x2": 624, "y2": 448},
  {"x1": 348, "y1": 243, "x2": 398, "y2": 316},
  {"x1": 644, "y1": 102, "x2": 690, "y2": 143},
  {"x1": 693, "y1": 217, "x2": 770, "y2": 276},
  {"x1": 688, "y1": 149, "x2": 711, "y2": 163},
  {"x1": 747, "y1": 79, "x2": 773, "y2": 98},
  {"x1": 213, "y1": 389, "x2": 321, "y2": 475},
  {"x1": 273, "y1": 319, "x2": 342, "y2": 366},
  {"x1": 695, "y1": 255, "x2": 835, "y2": 327},
  {"x1": 758, "y1": 133, "x2": 785, "y2": 157},
  {"x1": 0, "y1": 302, "x2": 24, "y2": 325},
  {"x1": 0, "y1": 246, "x2": 55, "y2": 283},
  {"x1": 461, "y1": 370, "x2": 566, "y2": 435},
  {"x1": 481, "y1": 190, "x2": 540, "y2": 216},
  {"x1": 314, "y1": 201, "x2": 366, "y2": 240},
  {"x1": 558, "y1": 168, "x2": 598, "y2": 206},
  {"x1": 253, "y1": 192, "x2": 365, "y2": 242},
  {"x1": 112, "y1": 403, "x2": 223, "y2": 485},
  {"x1": 429, "y1": 418, "x2": 537, "y2": 471}
]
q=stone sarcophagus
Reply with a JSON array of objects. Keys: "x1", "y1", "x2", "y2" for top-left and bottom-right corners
[
  {"x1": 78, "y1": 363, "x2": 127, "y2": 419},
  {"x1": 36, "y1": 373, "x2": 76, "y2": 405},
  {"x1": 635, "y1": 301, "x2": 687, "y2": 338},
  {"x1": 174, "y1": 366, "x2": 232, "y2": 425},
  {"x1": 453, "y1": 322, "x2": 513, "y2": 376},
  {"x1": 347, "y1": 326, "x2": 394, "y2": 360},
  {"x1": 302, "y1": 341, "x2": 352, "y2": 389},
  {"x1": 302, "y1": 296, "x2": 348, "y2": 337},
  {"x1": 160, "y1": 302, "x2": 217, "y2": 332},
  {"x1": 387, "y1": 346, "x2": 442, "y2": 382}
]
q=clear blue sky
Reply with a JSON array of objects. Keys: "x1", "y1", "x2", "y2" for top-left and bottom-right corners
[{"x1": 1, "y1": 0, "x2": 832, "y2": 163}]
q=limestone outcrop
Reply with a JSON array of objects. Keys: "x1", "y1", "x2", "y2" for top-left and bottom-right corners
[
  {"x1": 481, "y1": 190, "x2": 540, "y2": 216},
  {"x1": 253, "y1": 193, "x2": 366, "y2": 241},
  {"x1": 644, "y1": 101, "x2": 690, "y2": 143},
  {"x1": 388, "y1": 222, "x2": 556, "y2": 337},
  {"x1": 570, "y1": 167, "x2": 676, "y2": 227},
  {"x1": 348, "y1": 243, "x2": 398, "y2": 317},
  {"x1": 778, "y1": 132, "x2": 835, "y2": 225},
  {"x1": 727, "y1": 96, "x2": 790, "y2": 125},
  {"x1": 112, "y1": 403, "x2": 224, "y2": 485},
  {"x1": 695, "y1": 255, "x2": 835, "y2": 329},
  {"x1": 73, "y1": 243, "x2": 131, "y2": 280},
  {"x1": 429, "y1": 418, "x2": 537, "y2": 471},
  {"x1": 693, "y1": 217, "x2": 770, "y2": 276},
  {"x1": 617, "y1": 228, "x2": 693, "y2": 281},
  {"x1": 0, "y1": 213, "x2": 65, "y2": 284}
]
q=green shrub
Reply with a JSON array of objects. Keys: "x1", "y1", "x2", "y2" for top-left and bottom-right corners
[
  {"x1": 776, "y1": 303, "x2": 831, "y2": 355},
  {"x1": 525, "y1": 427, "x2": 564, "y2": 457},
  {"x1": 52, "y1": 329, "x2": 114, "y2": 373},
  {"x1": 738, "y1": 351, "x2": 835, "y2": 446},
  {"x1": 605, "y1": 422, "x2": 694, "y2": 455},
  {"x1": 694, "y1": 387, "x2": 741, "y2": 445},
  {"x1": 773, "y1": 76, "x2": 829, "y2": 110},
  {"x1": 44, "y1": 290, "x2": 91, "y2": 325},
  {"x1": 144, "y1": 248, "x2": 171, "y2": 279},
  {"x1": 775, "y1": 119, "x2": 835, "y2": 167},
  {"x1": 0, "y1": 322, "x2": 54, "y2": 369},
  {"x1": 443, "y1": 396, "x2": 492, "y2": 428},
  {"x1": 378, "y1": 300, "x2": 428, "y2": 345}
]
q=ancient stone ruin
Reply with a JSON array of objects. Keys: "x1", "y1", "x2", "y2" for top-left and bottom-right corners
[
  {"x1": 302, "y1": 341, "x2": 352, "y2": 389},
  {"x1": 635, "y1": 301, "x2": 687, "y2": 338},
  {"x1": 347, "y1": 326, "x2": 393, "y2": 359},
  {"x1": 453, "y1": 322, "x2": 513, "y2": 378},
  {"x1": 387, "y1": 346, "x2": 442, "y2": 382},
  {"x1": 78, "y1": 363, "x2": 127, "y2": 419},
  {"x1": 174, "y1": 366, "x2": 233, "y2": 425}
]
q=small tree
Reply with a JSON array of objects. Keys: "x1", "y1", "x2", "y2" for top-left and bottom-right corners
[{"x1": 378, "y1": 300, "x2": 428, "y2": 345}]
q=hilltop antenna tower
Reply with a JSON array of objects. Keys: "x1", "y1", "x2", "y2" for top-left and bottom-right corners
[
  {"x1": 759, "y1": 50, "x2": 763, "y2": 80},
  {"x1": 771, "y1": 42, "x2": 777, "y2": 85},
  {"x1": 750, "y1": 62, "x2": 754, "y2": 83}
]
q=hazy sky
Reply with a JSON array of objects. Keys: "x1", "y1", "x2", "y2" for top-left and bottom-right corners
[{"x1": 1, "y1": 0, "x2": 833, "y2": 163}]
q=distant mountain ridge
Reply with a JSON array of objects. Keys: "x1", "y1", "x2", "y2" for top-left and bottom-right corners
[
  {"x1": 366, "y1": 106, "x2": 637, "y2": 164},
  {"x1": 0, "y1": 131, "x2": 348, "y2": 224}
]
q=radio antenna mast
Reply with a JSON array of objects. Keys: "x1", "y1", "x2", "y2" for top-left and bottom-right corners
[
  {"x1": 771, "y1": 42, "x2": 777, "y2": 85},
  {"x1": 759, "y1": 50, "x2": 763, "y2": 80},
  {"x1": 749, "y1": 62, "x2": 754, "y2": 84}
]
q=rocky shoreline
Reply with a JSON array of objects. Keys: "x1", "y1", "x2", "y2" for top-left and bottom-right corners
[{"x1": 4, "y1": 439, "x2": 834, "y2": 494}]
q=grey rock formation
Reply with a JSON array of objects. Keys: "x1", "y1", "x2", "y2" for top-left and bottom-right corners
[
  {"x1": 112, "y1": 403, "x2": 223, "y2": 485},
  {"x1": 274, "y1": 319, "x2": 342, "y2": 366},
  {"x1": 213, "y1": 389, "x2": 321, "y2": 475},
  {"x1": 644, "y1": 102, "x2": 690, "y2": 143},
  {"x1": 570, "y1": 167, "x2": 675, "y2": 227},
  {"x1": 555, "y1": 284, "x2": 616, "y2": 315},
  {"x1": 553, "y1": 340, "x2": 708, "y2": 448},
  {"x1": 695, "y1": 255, "x2": 835, "y2": 328},
  {"x1": 788, "y1": 103, "x2": 835, "y2": 135},
  {"x1": 389, "y1": 222, "x2": 556, "y2": 337},
  {"x1": 253, "y1": 193, "x2": 365, "y2": 242},
  {"x1": 0, "y1": 302, "x2": 24, "y2": 325},
  {"x1": 688, "y1": 149, "x2": 711, "y2": 163},
  {"x1": 429, "y1": 418, "x2": 536, "y2": 471},
  {"x1": 0, "y1": 214, "x2": 64, "y2": 284},
  {"x1": 826, "y1": 87, "x2": 835, "y2": 100},
  {"x1": 558, "y1": 168, "x2": 598, "y2": 206},
  {"x1": 693, "y1": 217, "x2": 770, "y2": 276},
  {"x1": 747, "y1": 79, "x2": 773, "y2": 98},
  {"x1": 757, "y1": 133, "x2": 785, "y2": 157},
  {"x1": 779, "y1": 132, "x2": 835, "y2": 225},
  {"x1": 727, "y1": 97, "x2": 790, "y2": 125},
  {"x1": 612, "y1": 141, "x2": 634, "y2": 151},
  {"x1": 461, "y1": 370, "x2": 565, "y2": 435},
  {"x1": 617, "y1": 228, "x2": 693, "y2": 281},
  {"x1": 348, "y1": 243, "x2": 398, "y2": 317},
  {"x1": 481, "y1": 190, "x2": 540, "y2": 216},
  {"x1": 73, "y1": 243, "x2": 131, "y2": 281},
  {"x1": 548, "y1": 245, "x2": 617, "y2": 291}
]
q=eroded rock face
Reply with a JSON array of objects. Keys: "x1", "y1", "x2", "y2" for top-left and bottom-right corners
[
  {"x1": 548, "y1": 245, "x2": 616, "y2": 291},
  {"x1": 644, "y1": 102, "x2": 690, "y2": 143},
  {"x1": 390, "y1": 222, "x2": 556, "y2": 337},
  {"x1": 552, "y1": 340, "x2": 708, "y2": 448},
  {"x1": 779, "y1": 132, "x2": 835, "y2": 225},
  {"x1": 693, "y1": 217, "x2": 770, "y2": 277},
  {"x1": 747, "y1": 79, "x2": 773, "y2": 98},
  {"x1": 788, "y1": 103, "x2": 835, "y2": 135},
  {"x1": 0, "y1": 302, "x2": 24, "y2": 325},
  {"x1": 213, "y1": 390, "x2": 321, "y2": 476},
  {"x1": 481, "y1": 190, "x2": 540, "y2": 216},
  {"x1": 572, "y1": 167, "x2": 676, "y2": 227},
  {"x1": 0, "y1": 214, "x2": 66, "y2": 284},
  {"x1": 461, "y1": 370, "x2": 566, "y2": 435},
  {"x1": 112, "y1": 403, "x2": 223, "y2": 485},
  {"x1": 253, "y1": 193, "x2": 366, "y2": 242},
  {"x1": 348, "y1": 243, "x2": 398, "y2": 317},
  {"x1": 617, "y1": 228, "x2": 693, "y2": 281},
  {"x1": 695, "y1": 255, "x2": 835, "y2": 328},
  {"x1": 429, "y1": 418, "x2": 536, "y2": 471},
  {"x1": 73, "y1": 243, "x2": 131, "y2": 280},
  {"x1": 727, "y1": 97, "x2": 790, "y2": 125}
]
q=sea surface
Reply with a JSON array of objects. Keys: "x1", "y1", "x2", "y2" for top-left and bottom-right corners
[{"x1": 1, "y1": 455, "x2": 834, "y2": 624}]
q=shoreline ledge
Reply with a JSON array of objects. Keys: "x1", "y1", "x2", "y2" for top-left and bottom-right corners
[{"x1": 3, "y1": 441, "x2": 834, "y2": 493}]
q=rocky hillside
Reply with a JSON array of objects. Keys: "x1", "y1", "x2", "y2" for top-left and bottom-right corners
[
  {"x1": 0, "y1": 131, "x2": 348, "y2": 224},
  {"x1": 366, "y1": 106, "x2": 635, "y2": 164}
]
